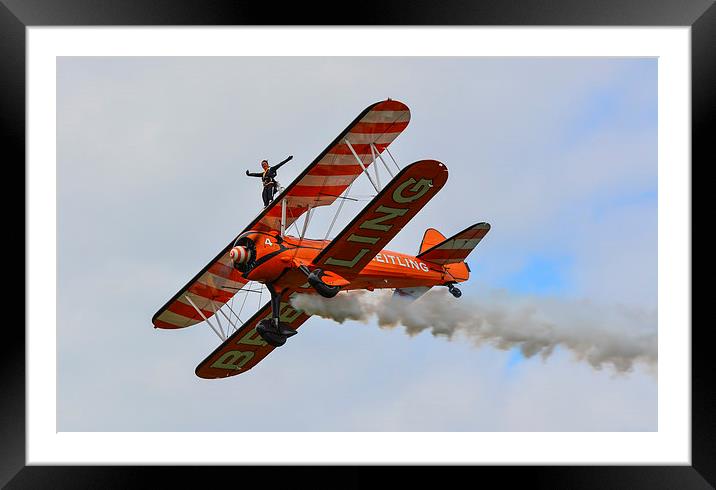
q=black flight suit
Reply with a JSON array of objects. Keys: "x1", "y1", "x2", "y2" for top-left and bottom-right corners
[{"x1": 246, "y1": 156, "x2": 292, "y2": 207}]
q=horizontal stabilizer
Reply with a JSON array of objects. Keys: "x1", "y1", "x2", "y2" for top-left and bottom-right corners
[{"x1": 417, "y1": 222, "x2": 490, "y2": 265}]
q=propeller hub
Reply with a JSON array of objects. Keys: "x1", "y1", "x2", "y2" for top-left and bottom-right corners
[{"x1": 229, "y1": 246, "x2": 249, "y2": 264}]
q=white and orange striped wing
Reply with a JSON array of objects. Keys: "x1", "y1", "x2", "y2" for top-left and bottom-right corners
[
  {"x1": 417, "y1": 222, "x2": 491, "y2": 265},
  {"x1": 153, "y1": 252, "x2": 249, "y2": 329},
  {"x1": 249, "y1": 99, "x2": 410, "y2": 232},
  {"x1": 152, "y1": 99, "x2": 410, "y2": 330}
]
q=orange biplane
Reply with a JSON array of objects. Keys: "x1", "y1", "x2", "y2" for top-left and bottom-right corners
[{"x1": 152, "y1": 99, "x2": 490, "y2": 379}]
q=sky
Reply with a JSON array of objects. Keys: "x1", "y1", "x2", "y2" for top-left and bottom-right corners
[{"x1": 57, "y1": 56, "x2": 657, "y2": 431}]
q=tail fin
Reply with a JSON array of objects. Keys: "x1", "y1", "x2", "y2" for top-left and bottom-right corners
[
  {"x1": 417, "y1": 223, "x2": 490, "y2": 280},
  {"x1": 418, "y1": 228, "x2": 447, "y2": 254}
]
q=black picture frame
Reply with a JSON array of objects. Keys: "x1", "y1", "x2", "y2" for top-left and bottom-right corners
[{"x1": 4, "y1": 0, "x2": 709, "y2": 487}]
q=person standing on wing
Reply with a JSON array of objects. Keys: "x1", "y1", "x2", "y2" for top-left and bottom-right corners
[{"x1": 246, "y1": 155, "x2": 293, "y2": 207}]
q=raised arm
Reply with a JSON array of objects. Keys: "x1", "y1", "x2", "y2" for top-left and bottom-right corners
[
  {"x1": 272, "y1": 155, "x2": 293, "y2": 171},
  {"x1": 246, "y1": 170, "x2": 263, "y2": 177}
]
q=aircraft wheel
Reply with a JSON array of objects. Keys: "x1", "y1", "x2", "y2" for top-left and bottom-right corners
[
  {"x1": 448, "y1": 284, "x2": 462, "y2": 298},
  {"x1": 257, "y1": 320, "x2": 288, "y2": 347},
  {"x1": 307, "y1": 268, "x2": 341, "y2": 298}
]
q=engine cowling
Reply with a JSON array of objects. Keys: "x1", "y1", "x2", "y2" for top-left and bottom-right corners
[{"x1": 229, "y1": 237, "x2": 256, "y2": 273}]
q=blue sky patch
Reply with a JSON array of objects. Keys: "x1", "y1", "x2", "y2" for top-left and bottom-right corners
[{"x1": 500, "y1": 255, "x2": 574, "y2": 295}]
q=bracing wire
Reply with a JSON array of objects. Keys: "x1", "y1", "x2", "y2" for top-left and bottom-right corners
[
  {"x1": 324, "y1": 180, "x2": 353, "y2": 241},
  {"x1": 237, "y1": 282, "x2": 251, "y2": 322},
  {"x1": 384, "y1": 147, "x2": 402, "y2": 172},
  {"x1": 223, "y1": 299, "x2": 243, "y2": 331},
  {"x1": 258, "y1": 282, "x2": 263, "y2": 311},
  {"x1": 228, "y1": 294, "x2": 236, "y2": 326}
]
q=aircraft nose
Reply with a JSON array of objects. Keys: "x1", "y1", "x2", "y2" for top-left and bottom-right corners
[{"x1": 229, "y1": 246, "x2": 248, "y2": 264}]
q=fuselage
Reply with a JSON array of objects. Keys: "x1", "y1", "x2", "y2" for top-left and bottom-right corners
[{"x1": 236, "y1": 230, "x2": 462, "y2": 295}]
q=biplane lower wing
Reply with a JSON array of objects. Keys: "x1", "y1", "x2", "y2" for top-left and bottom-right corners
[
  {"x1": 312, "y1": 160, "x2": 448, "y2": 279},
  {"x1": 195, "y1": 289, "x2": 310, "y2": 379},
  {"x1": 152, "y1": 252, "x2": 249, "y2": 329},
  {"x1": 417, "y1": 222, "x2": 491, "y2": 265}
]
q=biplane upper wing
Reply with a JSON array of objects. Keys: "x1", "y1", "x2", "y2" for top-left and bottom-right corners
[
  {"x1": 195, "y1": 289, "x2": 310, "y2": 379},
  {"x1": 312, "y1": 160, "x2": 448, "y2": 279},
  {"x1": 152, "y1": 99, "x2": 408, "y2": 329},
  {"x1": 152, "y1": 99, "x2": 409, "y2": 329},
  {"x1": 249, "y1": 99, "x2": 411, "y2": 233}
]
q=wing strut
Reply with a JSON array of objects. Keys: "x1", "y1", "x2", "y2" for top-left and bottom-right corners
[
  {"x1": 208, "y1": 301, "x2": 226, "y2": 339},
  {"x1": 370, "y1": 143, "x2": 381, "y2": 188},
  {"x1": 280, "y1": 197, "x2": 287, "y2": 237},
  {"x1": 384, "y1": 147, "x2": 402, "y2": 173},
  {"x1": 371, "y1": 142, "x2": 396, "y2": 179},
  {"x1": 344, "y1": 137, "x2": 380, "y2": 192},
  {"x1": 184, "y1": 295, "x2": 225, "y2": 341},
  {"x1": 291, "y1": 204, "x2": 314, "y2": 260},
  {"x1": 324, "y1": 181, "x2": 353, "y2": 240},
  {"x1": 211, "y1": 300, "x2": 242, "y2": 335}
]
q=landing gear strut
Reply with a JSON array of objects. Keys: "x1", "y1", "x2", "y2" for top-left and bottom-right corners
[
  {"x1": 447, "y1": 283, "x2": 462, "y2": 298},
  {"x1": 256, "y1": 284, "x2": 297, "y2": 347}
]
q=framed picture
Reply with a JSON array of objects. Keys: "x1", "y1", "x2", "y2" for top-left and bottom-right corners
[{"x1": 6, "y1": 0, "x2": 709, "y2": 486}]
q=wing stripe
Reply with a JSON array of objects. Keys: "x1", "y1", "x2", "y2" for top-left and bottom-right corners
[
  {"x1": 296, "y1": 174, "x2": 361, "y2": 187},
  {"x1": 153, "y1": 318, "x2": 184, "y2": 329},
  {"x1": 154, "y1": 309, "x2": 200, "y2": 329},
  {"x1": 326, "y1": 142, "x2": 388, "y2": 155},
  {"x1": 176, "y1": 291, "x2": 228, "y2": 311},
  {"x1": 167, "y1": 299, "x2": 213, "y2": 321},
  {"x1": 285, "y1": 185, "x2": 349, "y2": 197},
  {"x1": 350, "y1": 121, "x2": 410, "y2": 134},
  {"x1": 344, "y1": 132, "x2": 402, "y2": 144},
  {"x1": 202, "y1": 270, "x2": 246, "y2": 291},
  {"x1": 358, "y1": 109, "x2": 410, "y2": 123},
  {"x1": 207, "y1": 261, "x2": 243, "y2": 281},
  {"x1": 188, "y1": 281, "x2": 234, "y2": 303},
  {"x1": 309, "y1": 164, "x2": 364, "y2": 176},
  {"x1": 314, "y1": 154, "x2": 374, "y2": 166}
]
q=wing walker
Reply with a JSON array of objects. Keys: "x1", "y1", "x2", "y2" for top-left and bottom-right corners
[{"x1": 152, "y1": 99, "x2": 491, "y2": 379}]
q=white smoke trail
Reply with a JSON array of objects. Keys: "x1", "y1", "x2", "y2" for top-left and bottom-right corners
[{"x1": 290, "y1": 288, "x2": 657, "y2": 374}]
